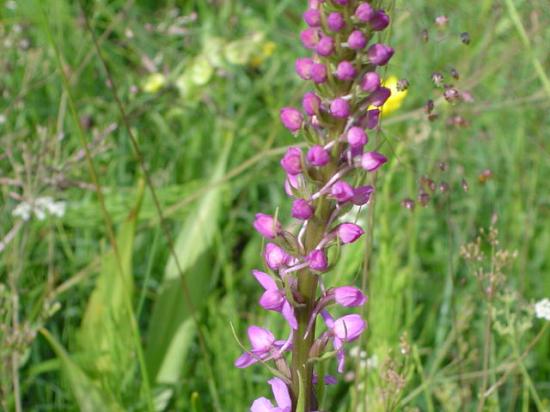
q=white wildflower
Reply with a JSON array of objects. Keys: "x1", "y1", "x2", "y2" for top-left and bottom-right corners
[
  {"x1": 366, "y1": 354, "x2": 379, "y2": 370},
  {"x1": 535, "y1": 299, "x2": 550, "y2": 321},
  {"x1": 12, "y1": 197, "x2": 66, "y2": 221},
  {"x1": 12, "y1": 202, "x2": 32, "y2": 221},
  {"x1": 6, "y1": 1, "x2": 16, "y2": 10}
]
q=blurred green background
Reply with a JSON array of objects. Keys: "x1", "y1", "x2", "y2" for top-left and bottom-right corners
[{"x1": 1, "y1": 0, "x2": 549, "y2": 410}]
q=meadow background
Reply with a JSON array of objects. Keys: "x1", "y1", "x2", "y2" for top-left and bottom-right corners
[{"x1": 1, "y1": 0, "x2": 549, "y2": 411}]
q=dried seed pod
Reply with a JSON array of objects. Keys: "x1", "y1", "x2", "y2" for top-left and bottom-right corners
[
  {"x1": 424, "y1": 99, "x2": 435, "y2": 114},
  {"x1": 421, "y1": 28, "x2": 429, "y2": 43},
  {"x1": 418, "y1": 191, "x2": 430, "y2": 206},
  {"x1": 396, "y1": 79, "x2": 409, "y2": 92},
  {"x1": 421, "y1": 176, "x2": 437, "y2": 192},
  {"x1": 460, "y1": 32, "x2": 471, "y2": 45},
  {"x1": 443, "y1": 88, "x2": 461, "y2": 103},
  {"x1": 450, "y1": 67, "x2": 460, "y2": 80},
  {"x1": 479, "y1": 169, "x2": 493, "y2": 183},
  {"x1": 431, "y1": 72, "x2": 444, "y2": 87},
  {"x1": 439, "y1": 162, "x2": 448, "y2": 172}
]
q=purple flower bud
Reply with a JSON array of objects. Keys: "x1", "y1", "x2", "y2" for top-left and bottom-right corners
[
  {"x1": 369, "y1": 86, "x2": 391, "y2": 107},
  {"x1": 352, "y1": 185, "x2": 374, "y2": 205},
  {"x1": 331, "y1": 180, "x2": 355, "y2": 202},
  {"x1": 337, "y1": 223, "x2": 365, "y2": 244},
  {"x1": 330, "y1": 98, "x2": 350, "y2": 118},
  {"x1": 334, "y1": 286, "x2": 367, "y2": 307},
  {"x1": 346, "y1": 127, "x2": 368, "y2": 148},
  {"x1": 355, "y1": 3, "x2": 374, "y2": 22},
  {"x1": 291, "y1": 199, "x2": 314, "y2": 220},
  {"x1": 307, "y1": 249, "x2": 328, "y2": 272},
  {"x1": 295, "y1": 58, "x2": 314, "y2": 80},
  {"x1": 264, "y1": 243, "x2": 290, "y2": 270},
  {"x1": 335, "y1": 61, "x2": 357, "y2": 81},
  {"x1": 333, "y1": 0, "x2": 348, "y2": 5},
  {"x1": 302, "y1": 92, "x2": 321, "y2": 116},
  {"x1": 303, "y1": 9, "x2": 321, "y2": 27},
  {"x1": 280, "y1": 108, "x2": 303, "y2": 133},
  {"x1": 367, "y1": 43, "x2": 394, "y2": 66},
  {"x1": 327, "y1": 12, "x2": 345, "y2": 32},
  {"x1": 311, "y1": 63, "x2": 328, "y2": 84},
  {"x1": 364, "y1": 109, "x2": 380, "y2": 129},
  {"x1": 253, "y1": 213, "x2": 281, "y2": 239},
  {"x1": 361, "y1": 151, "x2": 388, "y2": 172},
  {"x1": 369, "y1": 10, "x2": 390, "y2": 31},
  {"x1": 316, "y1": 35, "x2": 335, "y2": 57},
  {"x1": 347, "y1": 30, "x2": 367, "y2": 50},
  {"x1": 360, "y1": 72, "x2": 381, "y2": 93},
  {"x1": 307, "y1": 145, "x2": 330, "y2": 166},
  {"x1": 280, "y1": 147, "x2": 302, "y2": 175},
  {"x1": 300, "y1": 28, "x2": 320, "y2": 50}
]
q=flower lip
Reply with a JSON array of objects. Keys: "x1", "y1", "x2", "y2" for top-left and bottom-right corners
[
  {"x1": 253, "y1": 213, "x2": 281, "y2": 239},
  {"x1": 307, "y1": 249, "x2": 329, "y2": 272},
  {"x1": 347, "y1": 126, "x2": 368, "y2": 148},
  {"x1": 367, "y1": 43, "x2": 394, "y2": 66},
  {"x1": 333, "y1": 314, "x2": 366, "y2": 341},
  {"x1": 352, "y1": 185, "x2": 374, "y2": 205},
  {"x1": 361, "y1": 151, "x2": 388, "y2": 172},
  {"x1": 333, "y1": 286, "x2": 367, "y2": 307},
  {"x1": 337, "y1": 223, "x2": 365, "y2": 244},
  {"x1": 331, "y1": 180, "x2": 355, "y2": 203},
  {"x1": 264, "y1": 243, "x2": 290, "y2": 270},
  {"x1": 369, "y1": 9, "x2": 390, "y2": 31}
]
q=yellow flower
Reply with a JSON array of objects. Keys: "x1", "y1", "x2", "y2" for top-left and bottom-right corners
[
  {"x1": 142, "y1": 73, "x2": 166, "y2": 94},
  {"x1": 374, "y1": 75, "x2": 408, "y2": 116}
]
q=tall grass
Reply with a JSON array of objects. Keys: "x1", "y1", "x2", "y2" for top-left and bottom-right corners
[{"x1": 0, "y1": 0, "x2": 549, "y2": 411}]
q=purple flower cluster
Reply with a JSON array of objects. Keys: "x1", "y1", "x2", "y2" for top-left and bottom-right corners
[{"x1": 238, "y1": 1, "x2": 393, "y2": 410}]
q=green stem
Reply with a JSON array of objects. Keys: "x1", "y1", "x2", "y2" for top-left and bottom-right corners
[{"x1": 291, "y1": 199, "x2": 332, "y2": 411}]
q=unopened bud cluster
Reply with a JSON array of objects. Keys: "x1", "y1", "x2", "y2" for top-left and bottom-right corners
[{"x1": 237, "y1": 1, "x2": 394, "y2": 410}]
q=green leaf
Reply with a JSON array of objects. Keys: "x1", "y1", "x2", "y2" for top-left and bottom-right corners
[
  {"x1": 145, "y1": 140, "x2": 231, "y2": 404},
  {"x1": 77, "y1": 181, "x2": 145, "y2": 384},
  {"x1": 40, "y1": 328, "x2": 124, "y2": 412}
]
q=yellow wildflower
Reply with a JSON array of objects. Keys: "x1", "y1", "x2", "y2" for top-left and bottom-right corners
[
  {"x1": 142, "y1": 73, "x2": 166, "y2": 94},
  {"x1": 376, "y1": 75, "x2": 408, "y2": 116}
]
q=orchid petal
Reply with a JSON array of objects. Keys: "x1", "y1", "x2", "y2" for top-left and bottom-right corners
[
  {"x1": 268, "y1": 378, "x2": 292, "y2": 409},
  {"x1": 248, "y1": 326, "x2": 275, "y2": 350},
  {"x1": 252, "y1": 270, "x2": 278, "y2": 290}
]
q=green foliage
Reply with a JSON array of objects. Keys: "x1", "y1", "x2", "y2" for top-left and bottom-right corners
[{"x1": 0, "y1": 0, "x2": 549, "y2": 411}]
